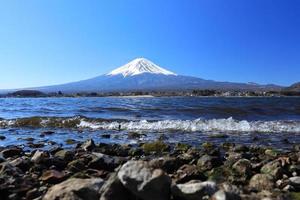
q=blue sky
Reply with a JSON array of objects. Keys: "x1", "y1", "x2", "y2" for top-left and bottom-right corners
[{"x1": 0, "y1": 0, "x2": 299, "y2": 89}]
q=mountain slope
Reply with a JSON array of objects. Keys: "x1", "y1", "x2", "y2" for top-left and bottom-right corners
[{"x1": 5, "y1": 58, "x2": 283, "y2": 93}]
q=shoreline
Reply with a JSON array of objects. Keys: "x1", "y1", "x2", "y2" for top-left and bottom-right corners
[{"x1": 0, "y1": 140, "x2": 299, "y2": 199}]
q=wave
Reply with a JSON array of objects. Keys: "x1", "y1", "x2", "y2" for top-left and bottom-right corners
[{"x1": 0, "y1": 116, "x2": 299, "y2": 133}]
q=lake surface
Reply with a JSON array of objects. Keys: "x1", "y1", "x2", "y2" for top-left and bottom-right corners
[{"x1": 0, "y1": 97, "x2": 299, "y2": 150}]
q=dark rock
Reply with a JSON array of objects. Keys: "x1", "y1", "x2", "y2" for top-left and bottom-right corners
[
  {"x1": 101, "y1": 134, "x2": 111, "y2": 139},
  {"x1": 231, "y1": 159, "x2": 252, "y2": 180},
  {"x1": 99, "y1": 173, "x2": 132, "y2": 200},
  {"x1": 54, "y1": 150, "x2": 74, "y2": 161},
  {"x1": 88, "y1": 152, "x2": 127, "y2": 172},
  {"x1": 9, "y1": 157, "x2": 31, "y2": 172},
  {"x1": 1, "y1": 147, "x2": 22, "y2": 158},
  {"x1": 81, "y1": 139, "x2": 96, "y2": 151},
  {"x1": 197, "y1": 154, "x2": 221, "y2": 171},
  {"x1": 40, "y1": 169, "x2": 66, "y2": 184},
  {"x1": 0, "y1": 136, "x2": 6, "y2": 140},
  {"x1": 67, "y1": 159, "x2": 86, "y2": 172},
  {"x1": 118, "y1": 160, "x2": 171, "y2": 200},
  {"x1": 42, "y1": 131, "x2": 55, "y2": 135},
  {"x1": 149, "y1": 156, "x2": 183, "y2": 173},
  {"x1": 174, "y1": 164, "x2": 206, "y2": 184},
  {"x1": 26, "y1": 188, "x2": 42, "y2": 200}
]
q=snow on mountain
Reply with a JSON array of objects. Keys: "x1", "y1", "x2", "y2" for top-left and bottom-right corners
[
  {"x1": 1, "y1": 57, "x2": 282, "y2": 93},
  {"x1": 107, "y1": 58, "x2": 177, "y2": 77}
]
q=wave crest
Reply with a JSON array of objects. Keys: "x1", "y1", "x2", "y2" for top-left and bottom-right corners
[{"x1": 0, "y1": 117, "x2": 299, "y2": 133}]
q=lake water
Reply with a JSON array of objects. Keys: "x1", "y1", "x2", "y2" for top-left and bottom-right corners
[{"x1": 0, "y1": 97, "x2": 299, "y2": 150}]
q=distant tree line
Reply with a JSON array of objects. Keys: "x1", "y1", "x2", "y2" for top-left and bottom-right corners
[{"x1": 1, "y1": 89, "x2": 299, "y2": 98}]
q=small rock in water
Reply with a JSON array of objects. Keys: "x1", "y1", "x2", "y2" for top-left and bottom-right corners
[
  {"x1": 42, "y1": 130, "x2": 55, "y2": 135},
  {"x1": 65, "y1": 139, "x2": 77, "y2": 145},
  {"x1": 0, "y1": 135, "x2": 6, "y2": 140},
  {"x1": 101, "y1": 134, "x2": 111, "y2": 139}
]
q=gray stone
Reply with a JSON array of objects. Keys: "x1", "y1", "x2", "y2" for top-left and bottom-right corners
[
  {"x1": 99, "y1": 173, "x2": 132, "y2": 200},
  {"x1": 171, "y1": 180, "x2": 217, "y2": 200},
  {"x1": 197, "y1": 155, "x2": 220, "y2": 171},
  {"x1": 260, "y1": 160, "x2": 283, "y2": 179},
  {"x1": 43, "y1": 178, "x2": 104, "y2": 200},
  {"x1": 249, "y1": 174, "x2": 274, "y2": 191},
  {"x1": 31, "y1": 150, "x2": 49, "y2": 163},
  {"x1": 118, "y1": 160, "x2": 171, "y2": 200},
  {"x1": 289, "y1": 176, "x2": 300, "y2": 189}
]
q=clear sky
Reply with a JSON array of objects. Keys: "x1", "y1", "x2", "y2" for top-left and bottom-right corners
[{"x1": 0, "y1": 0, "x2": 299, "y2": 89}]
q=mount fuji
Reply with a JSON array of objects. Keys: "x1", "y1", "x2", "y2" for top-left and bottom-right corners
[{"x1": 11, "y1": 58, "x2": 282, "y2": 93}]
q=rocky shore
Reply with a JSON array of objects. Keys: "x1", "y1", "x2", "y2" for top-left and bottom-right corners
[{"x1": 0, "y1": 139, "x2": 300, "y2": 200}]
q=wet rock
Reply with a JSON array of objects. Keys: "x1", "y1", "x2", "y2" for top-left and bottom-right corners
[
  {"x1": 224, "y1": 152, "x2": 243, "y2": 167},
  {"x1": 174, "y1": 164, "x2": 206, "y2": 184},
  {"x1": 28, "y1": 142, "x2": 45, "y2": 148},
  {"x1": 31, "y1": 150, "x2": 49, "y2": 163},
  {"x1": 101, "y1": 134, "x2": 111, "y2": 139},
  {"x1": 197, "y1": 154, "x2": 221, "y2": 171},
  {"x1": 26, "y1": 188, "x2": 42, "y2": 200},
  {"x1": 99, "y1": 173, "x2": 132, "y2": 200},
  {"x1": 261, "y1": 160, "x2": 283, "y2": 179},
  {"x1": 40, "y1": 169, "x2": 66, "y2": 184},
  {"x1": 88, "y1": 152, "x2": 127, "y2": 171},
  {"x1": 54, "y1": 150, "x2": 74, "y2": 161},
  {"x1": 43, "y1": 178, "x2": 104, "y2": 200},
  {"x1": 42, "y1": 131, "x2": 55, "y2": 135},
  {"x1": 9, "y1": 157, "x2": 31, "y2": 172},
  {"x1": 149, "y1": 156, "x2": 182, "y2": 173},
  {"x1": 175, "y1": 143, "x2": 191, "y2": 152},
  {"x1": 208, "y1": 167, "x2": 230, "y2": 183},
  {"x1": 65, "y1": 139, "x2": 77, "y2": 145},
  {"x1": 1, "y1": 147, "x2": 22, "y2": 158},
  {"x1": 0, "y1": 136, "x2": 6, "y2": 140},
  {"x1": 265, "y1": 149, "x2": 279, "y2": 158},
  {"x1": 231, "y1": 159, "x2": 252, "y2": 181},
  {"x1": 142, "y1": 140, "x2": 170, "y2": 154},
  {"x1": 171, "y1": 180, "x2": 217, "y2": 200},
  {"x1": 67, "y1": 159, "x2": 86, "y2": 172},
  {"x1": 81, "y1": 139, "x2": 96, "y2": 151},
  {"x1": 233, "y1": 145, "x2": 249, "y2": 153},
  {"x1": 118, "y1": 160, "x2": 171, "y2": 200},
  {"x1": 128, "y1": 132, "x2": 144, "y2": 139},
  {"x1": 249, "y1": 174, "x2": 274, "y2": 191}
]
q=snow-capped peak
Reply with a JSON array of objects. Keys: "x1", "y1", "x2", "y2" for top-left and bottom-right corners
[{"x1": 107, "y1": 58, "x2": 177, "y2": 77}]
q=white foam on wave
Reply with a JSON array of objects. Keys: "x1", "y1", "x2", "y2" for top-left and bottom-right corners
[{"x1": 78, "y1": 117, "x2": 300, "y2": 133}]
